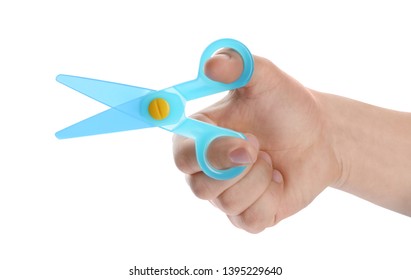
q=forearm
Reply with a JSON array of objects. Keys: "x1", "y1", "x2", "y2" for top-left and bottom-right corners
[{"x1": 317, "y1": 92, "x2": 411, "y2": 216}]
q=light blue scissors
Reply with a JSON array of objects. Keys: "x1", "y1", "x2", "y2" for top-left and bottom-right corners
[{"x1": 56, "y1": 38, "x2": 254, "y2": 180}]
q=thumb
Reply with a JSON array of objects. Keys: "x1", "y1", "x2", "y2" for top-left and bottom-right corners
[
  {"x1": 205, "y1": 47, "x2": 286, "y2": 98},
  {"x1": 204, "y1": 48, "x2": 244, "y2": 83},
  {"x1": 207, "y1": 133, "x2": 260, "y2": 170}
]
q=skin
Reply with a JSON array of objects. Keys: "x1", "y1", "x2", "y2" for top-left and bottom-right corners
[{"x1": 172, "y1": 50, "x2": 411, "y2": 233}]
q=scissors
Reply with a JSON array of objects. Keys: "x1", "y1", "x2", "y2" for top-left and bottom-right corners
[{"x1": 55, "y1": 38, "x2": 254, "y2": 180}]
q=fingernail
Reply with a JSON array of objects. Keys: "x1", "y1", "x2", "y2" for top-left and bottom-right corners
[
  {"x1": 272, "y1": 169, "x2": 283, "y2": 184},
  {"x1": 229, "y1": 148, "x2": 252, "y2": 165},
  {"x1": 215, "y1": 51, "x2": 231, "y2": 59}
]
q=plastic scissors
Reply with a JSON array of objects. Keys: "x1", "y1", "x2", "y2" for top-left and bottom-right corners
[{"x1": 55, "y1": 38, "x2": 254, "y2": 180}]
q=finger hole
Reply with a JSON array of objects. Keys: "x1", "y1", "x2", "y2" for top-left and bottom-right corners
[{"x1": 198, "y1": 38, "x2": 254, "y2": 89}]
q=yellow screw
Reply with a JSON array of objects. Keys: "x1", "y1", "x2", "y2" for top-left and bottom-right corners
[{"x1": 148, "y1": 98, "x2": 170, "y2": 120}]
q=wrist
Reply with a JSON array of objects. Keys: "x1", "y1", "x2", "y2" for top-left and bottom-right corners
[
  {"x1": 315, "y1": 92, "x2": 354, "y2": 190},
  {"x1": 312, "y1": 91, "x2": 346, "y2": 189},
  {"x1": 315, "y1": 91, "x2": 411, "y2": 215}
]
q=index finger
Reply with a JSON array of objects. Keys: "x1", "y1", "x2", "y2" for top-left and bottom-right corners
[{"x1": 172, "y1": 134, "x2": 200, "y2": 175}]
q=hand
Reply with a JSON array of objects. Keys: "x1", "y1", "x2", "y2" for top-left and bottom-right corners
[{"x1": 173, "y1": 49, "x2": 340, "y2": 233}]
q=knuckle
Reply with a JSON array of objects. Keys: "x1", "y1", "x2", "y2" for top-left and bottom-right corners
[
  {"x1": 173, "y1": 153, "x2": 187, "y2": 172},
  {"x1": 254, "y1": 156, "x2": 273, "y2": 183},
  {"x1": 174, "y1": 153, "x2": 195, "y2": 174},
  {"x1": 187, "y1": 174, "x2": 215, "y2": 200},
  {"x1": 217, "y1": 191, "x2": 244, "y2": 216},
  {"x1": 239, "y1": 209, "x2": 267, "y2": 234}
]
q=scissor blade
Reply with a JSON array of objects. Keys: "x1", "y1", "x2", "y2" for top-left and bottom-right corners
[
  {"x1": 56, "y1": 74, "x2": 154, "y2": 107},
  {"x1": 55, "y1": 107, "x2": 154, "y2": 139}
]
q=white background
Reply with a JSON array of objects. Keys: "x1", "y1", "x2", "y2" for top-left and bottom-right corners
[{"x1": 1, "y1": 1, "x2": 410, "y2": 279}]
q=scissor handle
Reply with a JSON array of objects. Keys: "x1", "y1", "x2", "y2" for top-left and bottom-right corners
[
  {"x1": 168, "y1": 39, "x2": 254, "y2": 180},
  {"x1": 195, "y1": 124, "x2": 247, "y2": 180},
  {"x1": 198, "y1": 38, "x2": 254, "y2": 90},
  {"x1": 175, "y1": 38, "x2": 254, "y2": 101},
  {"x1": 172, "y1": 118, "x2": 247, "y2": 180}
]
